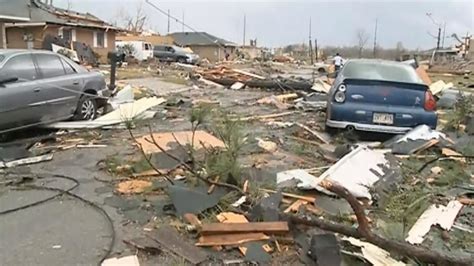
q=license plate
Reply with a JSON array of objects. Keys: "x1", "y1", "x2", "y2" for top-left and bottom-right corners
[{"x1": 373, "y1": 113, "x2": 394, "y2": 124}]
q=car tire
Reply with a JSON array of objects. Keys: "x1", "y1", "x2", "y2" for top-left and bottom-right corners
[
  {"x1": 74, "y1": 95, "x2": 98, "y2": 121},
  {"x1": 177, "y1": 57, "x2": 187, "y2": 63}
]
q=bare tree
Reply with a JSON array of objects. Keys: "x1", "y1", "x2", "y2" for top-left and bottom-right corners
[
  {"x1": 356, "y1": 29, "x2": 370, "y2": 58},
  {"x1": 112, "y1": 2, "x2": 148, "y2": 33}
]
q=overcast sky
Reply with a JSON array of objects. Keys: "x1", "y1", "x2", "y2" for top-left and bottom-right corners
[{"x1": 53, "y1": 0, "x2": 473, "y2": 49}]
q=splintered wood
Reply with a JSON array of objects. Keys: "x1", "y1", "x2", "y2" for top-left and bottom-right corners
[
  {"x1": 196, "y1": 212, "x2": 269, "y2": 248},
  {"x1": 136, "y1": 130, "x2": 225, "y2": 154},
  {"x1": 200, "y1": 222, "x2": 289, "y2": 235}
]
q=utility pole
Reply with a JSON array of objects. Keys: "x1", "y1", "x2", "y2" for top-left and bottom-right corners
[
  {"x1": 315, "y1": 38, "x2": 318, "y2": 61},
  {"x1": 426, "y1": 13, "x2": 442, "y2": 51},
  {"x1": 441, "y1": 22, "x2": 446, "y2": 48},
  {"x1": 182, "y1": 10, "x2": 184, "y2": 32},
  {"x1": 243, "y1": 14, "x2": 246, "y2": 46},
  {"x1": 167, "y1": 9, "x2": 170, "y2": 33},
  {"x1": 436, "y1": 27, "x2": 441, "y2": 50},
  {"x1": 308, "y1": 17, "x2": 313, "y2": 65},
  {"x1": 373, "y1": 18, "x2": 378, "y2": 58}
]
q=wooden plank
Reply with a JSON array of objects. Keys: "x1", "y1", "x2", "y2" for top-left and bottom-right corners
[
  {"x1": 200, "y1": 222, "x2": 289, "y2": 235},
  {"x1": 284, "y1": 200, "x2": 307, "y2": 213},
  {"x1": 237, "y1": 111, "x2": 297, "y2": 122},
  {"x1": 196, "y1": 233, "x2": 270, "y2": 246},
  {"x1": 296, "y1": 123, "x2": 331, "y2": 144},
  {"x1": 442, "y1": 148, "x2": 466, "y2": 163},
  {"x1": 153, "y1": 225, "x2": 208, "y2": 264},
  {"x1": 260, "y1": 188, "x2": 316, "y2": 203}
]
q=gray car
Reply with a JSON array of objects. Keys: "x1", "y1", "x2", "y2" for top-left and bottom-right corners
[
  {"x1": 153, "y1": 45, "x2": 200, "y2": 64},
  {"x1": 0, "y1": 49, "x2": 110, "y2": 133}
]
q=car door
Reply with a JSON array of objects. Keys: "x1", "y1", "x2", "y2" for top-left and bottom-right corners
[
  {"x1": 32, "y1": 53, "x2": 81, "y2": 123},
  {"x1": 0, "y1": 53, "x2": 42, "y2": 132}
]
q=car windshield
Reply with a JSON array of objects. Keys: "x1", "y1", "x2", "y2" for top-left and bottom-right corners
[
  {"x1": 342, "y1": 61, "x2": 422, "y2": 84},
  {"x1": 173, "y1": 46, "x2": 188, "y2": 53}
]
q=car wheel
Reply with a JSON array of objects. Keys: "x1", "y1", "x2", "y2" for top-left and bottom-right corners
[
  {"x1": 177, "y1": 57, "x2": 187, "y2": 63},
  {"x1": 74, "y1": 96, "x2": 97, "y2": 121}
]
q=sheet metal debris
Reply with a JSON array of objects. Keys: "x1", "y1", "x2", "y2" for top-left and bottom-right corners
[
  {"x1": 46, "y1": 97, "x2": 165, "y2": 129},
  {"x1": 0, "y1": 154, "x2": 54, "y2": 168},
  {"x1": 343, "y1": 237, "x2": 406, "y2": 266},
  {"x1": 406, "y1": 200, "x2": 463, "y2": 244},
  {"x1": 277, "y1": 169, "x2": 317, "y2": 189},
  {"x1": 167, "y1": 182, "x2": 226, "y2": 215},
  {"x1": 315, "y1": 146, "x2": 390, "y2": 199}
]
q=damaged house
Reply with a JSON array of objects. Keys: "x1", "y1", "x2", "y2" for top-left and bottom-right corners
[
  {"x1": 2, "y1": 0, "x2": 120, "y2": 63},
  {"x1": 168, "y1": 32, "x2": 237, "y2": 62},
  {"x1": 0, "y1": 0, "x2": 31, "y2": 48}
]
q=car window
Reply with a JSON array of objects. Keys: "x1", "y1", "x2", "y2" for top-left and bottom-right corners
[
  {"x1": 0, "y1": 54, "x2": 37, "y2": 82},
  {"x1": 0, "y1": 55, "x2": 4, "y2": 63},
  {"x1": 60, "y1": 58, "x2": 76, "y2": 75},
  {"x1": 342, "y1": 61, "x2": 422, "y2": 84},
  {"x1": 35, "y1": 54, "x2": 66, "y2": 78}
]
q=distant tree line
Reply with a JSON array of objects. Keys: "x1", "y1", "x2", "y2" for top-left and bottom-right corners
[{"x1": 281, "y1": 41, "x2": 418, "y2": 62}]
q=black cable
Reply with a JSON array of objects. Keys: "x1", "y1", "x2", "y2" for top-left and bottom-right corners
[
  {"x1": 0, "y1": 174, "x2": 115, "y2": 265},
  {"x1": 19, "y1": 184, "x2": 116, "y2": 265},
  {"x1": 417, "y1": 154, "x2": 474, "y2": 172},
  {"x1": 0, "y1": 174, "x2": 79, "y2": 215}
]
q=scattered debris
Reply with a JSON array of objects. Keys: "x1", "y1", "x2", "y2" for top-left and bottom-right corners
[
  {"x1": 231, "y1": 82, "x2": 246, "y2": 90},
  {"x1": 277, "y1": 169, "x2": 317, "y2": 189},
  {"x1": 136, "y1": 130, "x2": 225, "y2": 154},
  {"x1": 442, "y1": 148, "x2": 466, "y2": 163},
  {"x1": 200, "y1": 221, "x2": 289, "y2": 235},
  {"x1": 102, "y1": 255, "x2": 140, "y2": 266},
  {"x1": 153, "y1": 225, "x2": 208, "y2": 265},
  {"x1": 429, "y1": 80, "x2": 454, "y2": 95},
  {"x1": 46, "y1": 97, "x2": 166, "y2": 129},
  {"x1": 406, "y1": 200, "x2": 463, "y2": 244},
  {"x1": 343, "y1": 237, "x2": 406, "y2": 266},
  {"x1": 315, "y1": 146, "x2": 390, "y2": 199},
  {"x1": 116, "y1": 180, "x2": 152, "y2": 194},
  {"x1": 123, "y1": 237, "x2": 162, "y2": 254},
  {"x1": 308, "y1": 234, "x2": 341, "y2": 266},
  {"x1": 296, "y1": 123, "x2": 331, "y2": 144},
  {"x1": 311, "y1": 78, "x2": 331, "y2": 93},
  {"x1": 167, "y1": 183, "x2": 226, "y2": 215},
  {"x1": 256, "y1": 138, "x2": 278, "y2": 153},
  {"x1": 0, "y1": 154, "x2": 54, "y2": 168}
]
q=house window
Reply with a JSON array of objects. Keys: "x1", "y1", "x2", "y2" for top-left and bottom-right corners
[
  {"x1": 62, "y1": 29, "x2": 72, "y2": 41},
  {"x1": 96, "y1": 31, "x2": 104, "y2": 47}
]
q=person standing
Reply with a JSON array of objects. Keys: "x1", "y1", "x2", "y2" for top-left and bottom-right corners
[{"x1": 333, "y1": 53, "x2": 344, "y2": 73}]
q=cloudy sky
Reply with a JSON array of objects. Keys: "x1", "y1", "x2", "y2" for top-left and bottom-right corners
[{"x1": 53, "y1": 0, "x2": 473, "y2": 49}]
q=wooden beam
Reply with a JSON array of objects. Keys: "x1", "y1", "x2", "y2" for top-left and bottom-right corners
[
  {"x1": 200, "y1": 222, "x2": 289, "y2": 235},
  {"x1": 260, "y1": 188, "x2": 316, "y2": 203}
]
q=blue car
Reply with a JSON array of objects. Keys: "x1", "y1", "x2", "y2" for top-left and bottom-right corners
[{"x1": 325, "y1": 59, "x2": 437, "y2": 134}]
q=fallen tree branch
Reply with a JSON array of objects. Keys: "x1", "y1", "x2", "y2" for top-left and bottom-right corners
[
  {"x1": 127, "y1": 128, "x2": 175, "y2": 185},
  {"x1": 288, "y1": 181, "x2": 473, "y2": 265},
  {"x1": 146, "y1": 125, "x2": 244, "y2": 194}
]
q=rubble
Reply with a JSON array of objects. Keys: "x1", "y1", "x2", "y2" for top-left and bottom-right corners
[
  {"x1": 1, "y1": 52, "x2": 473, "y2": 266},
  {"x1": 406, "y1": 201, "x2": 463, "y2": 244},
  {"x1": 315, "y1": 146, "x2": 391, "y2": 199}
]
